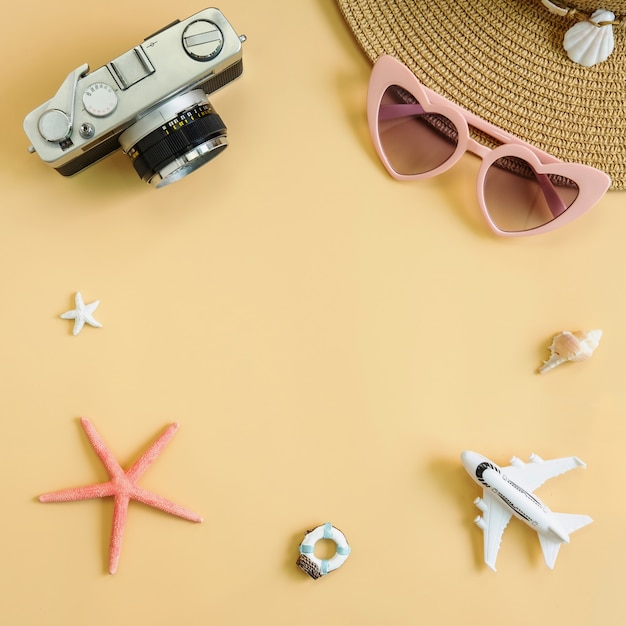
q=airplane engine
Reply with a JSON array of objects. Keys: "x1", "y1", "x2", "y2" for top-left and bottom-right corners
[
  {"x1": 474, "y1": 515, "x2": 487, "y2": 530},
  {"x1": 529, "y1": 453, "x2": 544, "y2": 463},
  {"x1": 473, "y1": 496, "x2": 488, "y2": 512},
  {"x1": 510, "y1": 456, "x2": 524, "y2": 467}
]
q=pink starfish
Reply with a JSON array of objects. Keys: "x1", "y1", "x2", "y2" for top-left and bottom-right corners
[{"x1": 39, "y1": 418, "x2": 203, "y2": 574}]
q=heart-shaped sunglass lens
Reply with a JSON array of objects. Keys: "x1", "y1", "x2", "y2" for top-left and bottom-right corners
[
  {"x1": 484, "y1": 156, "x2": 580, "y2": 232},
  {"x1": 378, "y1": 85, "x2": 458, "y2": 176}
]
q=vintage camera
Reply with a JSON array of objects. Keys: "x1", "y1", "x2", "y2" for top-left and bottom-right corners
[{"x1": 23, "y1": 8, "x2": 245, "y2": 188}]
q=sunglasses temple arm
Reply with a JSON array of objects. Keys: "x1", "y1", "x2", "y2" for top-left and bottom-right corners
[
  {"x1": 535, "y1": 173, "x2": 568, "y2": 218},
  {"x1": 378, "y1": 103, "x2": 425, "y2": 121}
]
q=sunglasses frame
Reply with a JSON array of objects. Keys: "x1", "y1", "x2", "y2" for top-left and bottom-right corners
[{"x1": 368, "y1": 55, "x2": 611, "y2": 236}]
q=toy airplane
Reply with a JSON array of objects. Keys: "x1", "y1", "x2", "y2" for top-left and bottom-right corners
[{"x1": 461, "y1": 450, "x2": 592, "y2": 571}]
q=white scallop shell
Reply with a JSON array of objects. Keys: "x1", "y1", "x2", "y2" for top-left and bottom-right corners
[{"x1": 563, "y1": 10, "x2": 615, "y2": 67}]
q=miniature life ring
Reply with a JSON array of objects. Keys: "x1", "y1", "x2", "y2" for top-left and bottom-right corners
[{"x1": 296, "y1": 522, "x2": 351, "y2": 579}]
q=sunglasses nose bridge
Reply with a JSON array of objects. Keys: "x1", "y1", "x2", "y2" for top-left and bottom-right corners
[
  {"x1": 475, "y1": 163, "x2": 498, "y2": 234},
  {"x1": 466, "y1": 137, "x2": 492, "y2": 161}
]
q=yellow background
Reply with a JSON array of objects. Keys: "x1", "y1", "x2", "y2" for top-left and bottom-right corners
[{"x1": 2, "y1": 1, "x2": 625, "y2": 624}]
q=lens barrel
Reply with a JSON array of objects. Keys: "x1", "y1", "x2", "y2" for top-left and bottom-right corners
[{"x1": 120, "y1": 90, "x2": 227, "y2": 188}]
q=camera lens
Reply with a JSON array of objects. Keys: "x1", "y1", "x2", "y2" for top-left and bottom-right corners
[{"x1": 119, "y1": 90, "x2": 228, "y2": 188}]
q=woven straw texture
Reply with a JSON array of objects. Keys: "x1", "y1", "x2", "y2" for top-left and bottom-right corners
[{"x1": 336, "y1": 0, "x2": 626, "y2": 190}]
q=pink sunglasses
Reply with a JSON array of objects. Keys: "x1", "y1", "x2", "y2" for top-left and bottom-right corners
[{"x1": 368, "y1": 55, "x2": 611, "y2": 236}]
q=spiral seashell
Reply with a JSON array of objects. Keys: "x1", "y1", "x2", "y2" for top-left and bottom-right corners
[
  {"x1": 538, "y1": 329, "x2": 602, "y2": 374},
  {"x1": 563, "y1": 10, "x2": 615, "y2": 67}
]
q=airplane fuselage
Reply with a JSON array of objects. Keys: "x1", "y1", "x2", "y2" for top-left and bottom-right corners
[{"x1": 463, "y1": 452, "x2": 569, "y2": 543}]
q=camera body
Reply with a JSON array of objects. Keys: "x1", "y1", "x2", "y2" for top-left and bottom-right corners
[{"x1": 23, "y1": 8, "x2": 245, "y2": 187}]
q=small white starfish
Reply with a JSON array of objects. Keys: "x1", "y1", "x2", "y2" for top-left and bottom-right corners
[{"x1": 60, "y1": 292, "x2": 102, "y2": 335}]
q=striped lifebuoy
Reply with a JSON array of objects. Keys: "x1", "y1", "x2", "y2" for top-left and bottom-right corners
[{"x1": 296, "y1": 522, "x2": 351, "y2": 579}]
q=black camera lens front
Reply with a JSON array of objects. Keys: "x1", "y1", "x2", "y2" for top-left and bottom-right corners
[{"x1": 120, "y1": 91, "x2": 228, "y2": 188}]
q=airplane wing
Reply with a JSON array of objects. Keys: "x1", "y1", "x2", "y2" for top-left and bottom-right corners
[
  {"x1": 474, "y1": 489, "x2": 513, "y2": 571},
  {"x1": 537, "y1": 533, "x2": 562, "y2": 569},
  {"x1": 501, "y1": 454, "x2": 586, "y2": 493}
]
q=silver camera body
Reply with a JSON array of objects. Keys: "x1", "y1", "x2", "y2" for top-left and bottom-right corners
[{"x1": 23, "y1": 8, "x2": 245, "y2": 188}]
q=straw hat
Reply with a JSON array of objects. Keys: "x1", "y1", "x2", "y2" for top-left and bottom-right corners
[{"x1": 336, "y1": 0, "x2": 626, "y2": 189}]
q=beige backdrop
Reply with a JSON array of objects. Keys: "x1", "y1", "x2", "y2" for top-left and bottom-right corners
[{"x1": 1, "y1": 1, "x2": 625, "y2": 625}]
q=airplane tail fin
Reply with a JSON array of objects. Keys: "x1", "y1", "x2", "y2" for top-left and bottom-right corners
[
  {"x1": 539, "y1": 513, "x2": 593, "y2": 569},
  {"x1": 552, "y1": 512, "x2": 593, "y2": 535}
]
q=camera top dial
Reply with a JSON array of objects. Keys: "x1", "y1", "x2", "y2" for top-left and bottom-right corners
[
  {"x1": 182, "y1": 20, "x2": 224, "y2": 60},
  {"x1": 82, "y1": 83, "x2": 118, "y2": 117}
]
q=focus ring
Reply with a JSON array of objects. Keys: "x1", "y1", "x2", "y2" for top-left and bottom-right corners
[{"x1": 129, "y1": 106, "x2": 227, "y2": 181}]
